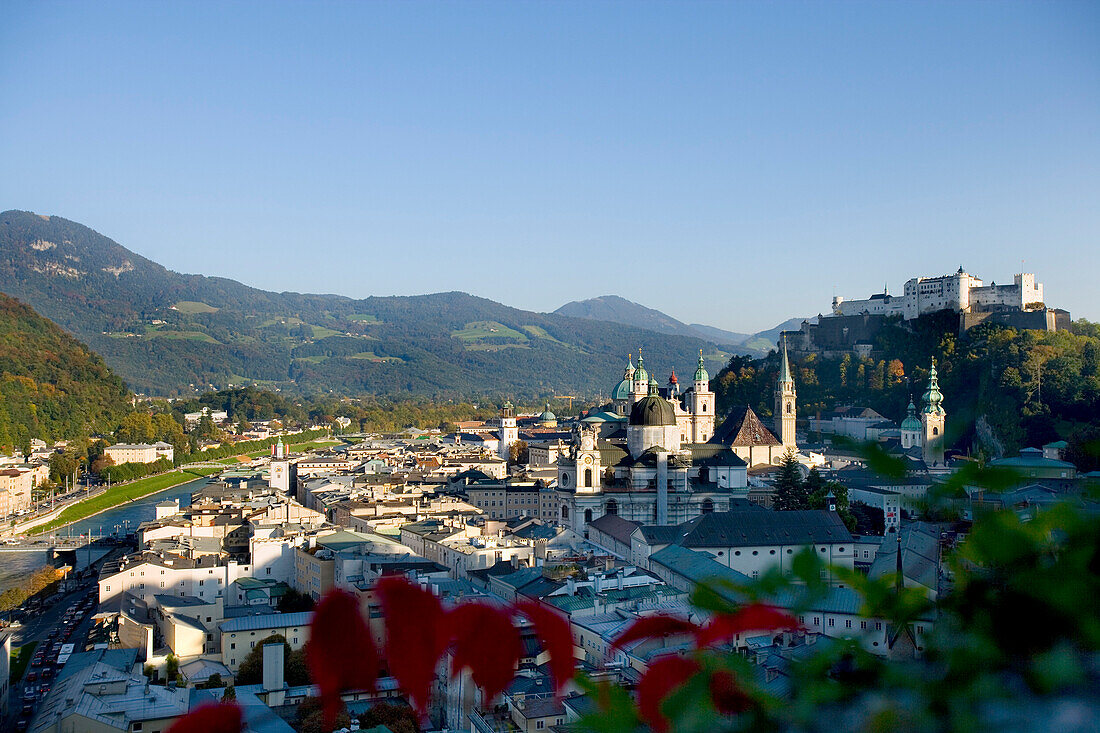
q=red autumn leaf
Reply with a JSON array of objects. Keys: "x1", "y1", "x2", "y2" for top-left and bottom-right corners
[
  {"x1": 306, "y1": 589, "x2": 378, "y2": 728},
  {"x1": 514, "y1": 600, "x2": 575, "y2": 695},
  {"x1": 637, "y1": 655, "x2": 701, "y2": 733},
  {"x1": 709, "y1": 670, "x2": 752, "y2": 715},
  {"x1": 447, "y1": 602, "x2": 522, "y2": 703},
  {"x1": 695, "y1": 603, "x2": 799, "y2": 647},
  {"x1": 377, "y1": 576, "x2": 447, "y2": 715},
  {"x1": 165, "y1": 702, "x2": 243, "y2": 733},
  {"x1": 610, "y1": 614, "x2": 701, "y2": 651}
]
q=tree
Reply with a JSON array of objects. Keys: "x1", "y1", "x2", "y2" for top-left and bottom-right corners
[
  {"x1": 90, "y1": 454, "x2": 115, "y2": 476},
  {"x1": 509, "y1": 439, "x2": 529, "y2": 466},
  {"x1": 235, "y1": 634, "x2": 309, "y2": 687},
  {"x1": 359, "y1": 701, "x2": 421, "y2": 733},
  {"x1": 116, "y1": 412, "x2": 155, "y2": 443},
  {"x1": 277, "y1": 588, "x2": 315, "y2": 613},
  {"x1": 772, "y1": 451, "x2": 808, "y2": 511},
  {"x1": 196, "y1": 413, "x2": 218, "y2": 439},
  {"x1": 48, "y1": 451, "x2": 80, "y2": 485}
]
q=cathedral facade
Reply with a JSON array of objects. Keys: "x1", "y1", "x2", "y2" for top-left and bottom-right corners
[{"x1": 551, "y1": 346, "x2": 799, "y2": 534}]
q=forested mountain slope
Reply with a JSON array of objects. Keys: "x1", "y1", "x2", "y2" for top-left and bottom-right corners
[{"x1": 0, "y1": 293, "x2": 132, "y2": 451}]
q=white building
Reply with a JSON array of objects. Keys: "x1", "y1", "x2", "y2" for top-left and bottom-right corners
[
  {"x1": 104, "y1": 441, "x2": 174, "y2": 465},
  {"x1": 832, "y1": 268, "x2": 1044, "y2": 320}
]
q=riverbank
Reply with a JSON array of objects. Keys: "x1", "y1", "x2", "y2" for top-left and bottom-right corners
[{"x1": 30, "y1": 467, "x2": 220, "y2": 536}]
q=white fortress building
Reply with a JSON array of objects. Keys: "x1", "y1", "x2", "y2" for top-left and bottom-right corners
[{"x1": 832, "y1": 268, "x2": 1044, "y2": 320}]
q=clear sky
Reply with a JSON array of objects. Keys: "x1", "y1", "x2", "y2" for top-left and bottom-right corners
[{"x1": 2, "y1": 1, "x2": 1097, "y2": 333}]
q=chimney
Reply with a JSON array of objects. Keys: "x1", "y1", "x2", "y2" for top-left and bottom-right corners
[{"x1": 262, "y1": 642, "x2": 285, "y2": 706}]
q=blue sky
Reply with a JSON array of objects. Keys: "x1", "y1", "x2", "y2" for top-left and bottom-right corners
[{"x1": 2, "y1": 1, "x2": 1097, "y2": 332}]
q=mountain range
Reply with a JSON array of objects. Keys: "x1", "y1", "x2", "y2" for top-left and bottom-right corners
[
  {"x1": 555, "y1": 295, "x2": 807, "y2": 356},
  {"x1": 0, "y1": 210, "x2": 753, "y2": 399}
]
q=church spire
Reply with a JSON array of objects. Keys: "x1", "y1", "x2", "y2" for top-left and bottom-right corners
[{"x1": 778, "y1": 336, "x2": 793, "y2": 385}]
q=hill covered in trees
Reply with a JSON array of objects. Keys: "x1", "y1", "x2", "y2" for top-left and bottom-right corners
[
  {"x1": 714, "y1": 311, "x2": 1100, "y2": 467},
  {"x1": 0, "y1": 210, "x2": 727, "y2": 399},
  {"x1": 0, "y1": 293, "x2": 132, "y2": 452}
]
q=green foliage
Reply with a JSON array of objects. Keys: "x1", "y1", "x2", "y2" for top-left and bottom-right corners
[
  {"x1": 0, "y1": 292, "x2": 131, "y2": 451},
  {"x1": 276, "y1": 588, "x2": 315, "y2": 613},
  {"x1": 0, "y1": 566, "x2": 60, "y2": 611},
  {"x1": 357, "y1": 701, "x2": 421, "y2": 733},
  {"x1": 771, "y1": 451, "x2": 808, "y2": 511},
  {"x1": 235, "y1": 634, "x2": 309, "y2": 687},
  {"x1": 714, "y1": 315, "x2": 1100, "y2": 459}
]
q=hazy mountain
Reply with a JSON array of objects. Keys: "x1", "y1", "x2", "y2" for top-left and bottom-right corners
[
  {"x1": 0, "y1": 292, "x2": 132, "y2": 448},
  {"x1": 687, "y1": 323, "x2": 751, "y2": 346},
  {"x1": 554, "y1": 294, "x2": 809, "y2": 357},
  {"x1": 0, "y1": 210, "x2": 728, "y2": 398}
]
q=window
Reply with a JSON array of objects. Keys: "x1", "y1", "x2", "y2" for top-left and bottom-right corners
[
  {"x1": 860, "y1": 621, "x2": 867, "y2": 630},
  {"x1": 770, "y1": 550, "x2": 776, "y2": 555},
  {"x1": 734, "y1": 550, "x2": 741, "y2": 556},
  {"x1": 134, "y1": 724, "x2": 143, "y2": 732},
  {"x1": 875, "y1": 622, "x2": 882, "y2": 631},
  {"x1": 752, "y1": 551, "x2": 758, "y2": 556},
  {"x1": 828, "y1": 619, "x2": 834, "y2": 627},
  {"x1": 537, "y1": 722, "x2": 544, "y2": 730},
  {"x1": 813, "y1": 617, "x2": 820, "y2": 626},
  {"x1": 230, "y1": 643, "x2": 236, "y2": 650},
  {"x1": 266, "y1": 568, "x2": 272, "y2": 575},
  {"x1": 845, "y1": 620, "x2": 852, "y2": 628}
]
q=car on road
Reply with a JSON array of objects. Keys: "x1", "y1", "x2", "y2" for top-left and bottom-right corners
[
  {"x1": 15, "y1": 716, "x2": 31, "y2": 732},
  {"x1": 26, "y1": 671, "x2": 38, "y2": 683}
]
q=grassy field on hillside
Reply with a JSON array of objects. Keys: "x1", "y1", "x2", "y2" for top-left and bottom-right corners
[
  {"x1": 171, "y1": 300, "x2": 219, "y2": 314},
  {"x1": 32, "y1": 468, "x2": 219, "y2": 535},
  {"x1": 451, "y1": 321, "x2": 528, "y2": 342}
]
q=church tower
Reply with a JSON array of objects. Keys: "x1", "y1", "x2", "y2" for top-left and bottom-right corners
[
  {"x1": 687, "y1": 351, "x2": 715, "y2": 442},
  {"x1": 774, "y1": 337, "x2": 797, "y2": 448},
  {"x1": 631, "y1": 352, "x2": 650, "y2": 403},
  {"x1": 558, "y1": 425, "x2": 602, "y2": 494},
  {"x1": 498, "y1": 401, "x2": 518, "y2": 461},
  {"x1": 900, "y1": 396, "x2": 922, "y2": 450},
  {"x1": 920, "y1": 360, "x2": 946, "y2": 466}
]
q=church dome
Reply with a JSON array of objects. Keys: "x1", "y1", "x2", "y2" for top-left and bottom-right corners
[
  {"x1": 900, "y1": 399, "x2": 921, "y2": 432},
  {"x1": 611, "y1": 377, "x2": 633, "y2": 401},
  {"x1": 539, "y1": 404, "x2": 557, "y2": 423},
  {"x1": 629, "y1": 394, "x2": 677, "y2": 427}
]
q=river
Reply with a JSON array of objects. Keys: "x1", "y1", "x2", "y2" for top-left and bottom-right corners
[{"x1": 0, "y1": 475, "x2": 215, "y2": 593}]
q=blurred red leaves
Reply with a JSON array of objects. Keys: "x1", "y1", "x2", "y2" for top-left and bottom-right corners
[
  {"x1": 306, "y1": 588, "x2": 378, "y2": 728},
  {"x1": 447, "y1": 603, "x2": 522, "y2": 704},
  {"x1": 515, "y1": 600, "x2": 576, "y2": 695},
  {"x1": 164, "y1": 701, "x2": 243, "y2": 733},
  {"x1": 376, "y1": 576, "x2": 447, "y2": 716},
  {"x1": 695, "y1": 603, "x2": 800, "y2": 647},
  {"x1": 610, "y1": 614, "x2": 701, "y2": 651},
  {"x1": 637, "y1": 656, "x2": 702, "y2": 733}
]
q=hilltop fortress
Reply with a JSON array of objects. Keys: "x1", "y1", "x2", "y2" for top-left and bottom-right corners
[
  {"x1": 785, "y1": 268, "x2": 1069, "y2": 358},
  {"x1": 832, "y1": 268, "x2": 1044, "y2": 320}
]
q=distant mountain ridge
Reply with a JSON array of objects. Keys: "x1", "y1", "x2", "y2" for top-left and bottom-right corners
[
  {"x1": 0, "y1": 210, "x2": 730, "y2": 398},
  {"x1": 555, "y1": 294, "x2": 806, "y2": 357}
]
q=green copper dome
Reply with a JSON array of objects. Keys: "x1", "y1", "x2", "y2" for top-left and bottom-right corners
[
  {"x1": 921, "y1": 360, "x2": 945, "y2": 415},
  {"x1": 901, "y1": 397, "x2": 922, "y2": 431},
  {"x1": 693, "y1": 351, "x2": 709, "y2": 383}
]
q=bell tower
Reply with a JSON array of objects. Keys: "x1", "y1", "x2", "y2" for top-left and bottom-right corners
[
  {"x1": 920, "y1": 359, "x2": 946, "y2": 466},
  {"x1": 774, "y1": 337, "x2": 797, "y2": 449},
  {"x1": 498, "y1": 401, "x2": 518, "y2": 461},
  {"x1": 688, "y1": 351, "x2": 715, "y2": 442}
]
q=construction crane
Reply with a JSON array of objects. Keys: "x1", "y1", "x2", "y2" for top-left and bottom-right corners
[{"x1": 555, "y1": 395, "x2": 576, "y2": 410}]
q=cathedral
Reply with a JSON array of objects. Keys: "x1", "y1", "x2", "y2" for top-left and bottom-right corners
[{"x1": 549, "y1": 342, "x2": 801, "y2": 533}]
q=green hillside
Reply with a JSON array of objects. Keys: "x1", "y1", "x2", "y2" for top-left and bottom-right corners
[
  {"x1": 714, "y1": 311, "x2": 1100, "y2": 467},
  {"x1": 0, "y1": 293, "x2": 132, "y2": 452},
  {"x1": 0, "y1": 210, "x2": 726, "y2": 398}
]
